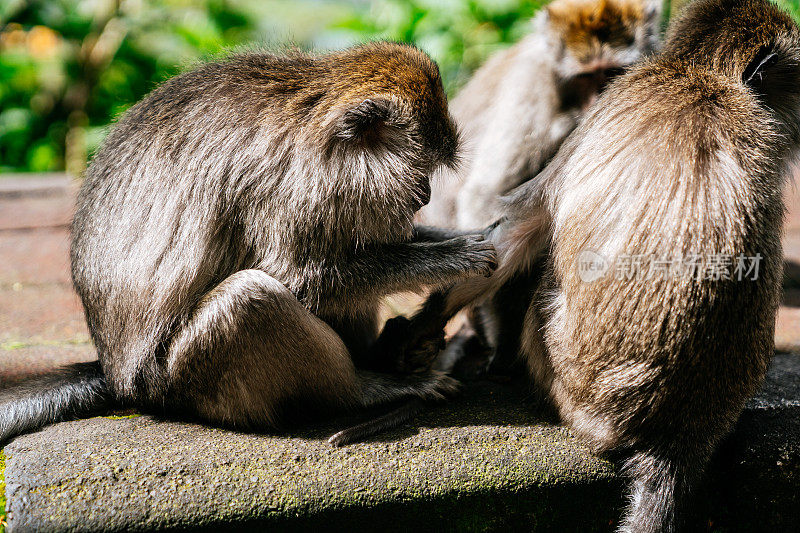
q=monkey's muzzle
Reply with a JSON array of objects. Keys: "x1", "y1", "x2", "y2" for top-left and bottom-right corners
[{"x1": 415, "y1": 179, "x2": 432, "y2": 209}]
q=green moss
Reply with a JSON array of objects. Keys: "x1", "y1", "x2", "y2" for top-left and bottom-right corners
[
  {"x1": 0, "y1": 339, "x2": 91, "y2": 351},
  {"x1": 1, "y1": 450, "x2": 7, "y2": 533},
  {"x1": 104, "y1": 414, "x2": 141, "y2": 420}
]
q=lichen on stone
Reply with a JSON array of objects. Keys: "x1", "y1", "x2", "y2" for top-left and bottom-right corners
[
  {"x1": 1, "y1": 450, "x2": 7, "y2": 533},
  {"x1": 104, "y1": 414, "x2": 142, "y2": 420}
]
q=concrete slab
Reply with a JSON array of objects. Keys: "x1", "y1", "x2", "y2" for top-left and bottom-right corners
[{"x1": 2, "y1": 353, "x2": 798, "y2": 532}]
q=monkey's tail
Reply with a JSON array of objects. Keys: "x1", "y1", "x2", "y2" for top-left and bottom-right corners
[
  {"x1": 327, "y1": 398, "x2": 425, "y2": 447},
  {"x1": 327, "y1": 370, "x2": 459, "y2": 447},
  {"x1": 618, "y1": 450, "x2": 695, "y2": 533},
  {"x1": 0, "y1": 361, "x2": 114, "y2": 445}
]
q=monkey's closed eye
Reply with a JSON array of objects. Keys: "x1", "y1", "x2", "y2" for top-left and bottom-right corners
[
  {"x1": 604, "y1": 67, "x2": 626, "y2": 80},
  {"x1": 743, "y1": 44, "x2": 779, "y2": 88}
]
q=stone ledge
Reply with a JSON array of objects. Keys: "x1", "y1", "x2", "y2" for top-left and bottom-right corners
[
  {"x1": 0, "y1": 174, "x2": 73, "y2": 199},
  {"x1": 2, "y1": 353, "x2": 798, "y2": 532}
]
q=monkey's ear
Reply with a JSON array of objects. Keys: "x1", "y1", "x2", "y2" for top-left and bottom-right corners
[
  {"x1": 743, "y1": 44, "x2": 779, "y2": 89},
  {"x1": 334, "y1": 98, "x2": 398, "y2": 141}
]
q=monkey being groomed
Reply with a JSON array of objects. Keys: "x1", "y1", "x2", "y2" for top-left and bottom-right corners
[
  {"x1": 382, "y1": 0, "x2": 800, "y2": 530},
  {"x1": 0, "y1": 42, "x2": 499, "y2": 447},
  {"x1": 418, "y1": 0, "x2": 662, "y2": 231},
  {"x1": 416, "y1": 0, "x2": 663, "y2": 379}
]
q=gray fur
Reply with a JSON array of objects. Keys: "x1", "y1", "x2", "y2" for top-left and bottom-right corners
[
  {"x1": 418, "y1": 0, "x2": 662, "y2": 230},
  {"x1": 0, "y1": 42, "x2": 495, "y2": 444},
  {"x1": 384, "y1": 0, "x2": 800, "y2": 530}
]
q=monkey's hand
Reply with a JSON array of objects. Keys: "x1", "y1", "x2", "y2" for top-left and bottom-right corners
[
  {"x1": 372, "y1": 315, "x2": 446, "y2": 374},
  {"x1": 447, "y1": 234, "x2": 498, "y2": 278}
]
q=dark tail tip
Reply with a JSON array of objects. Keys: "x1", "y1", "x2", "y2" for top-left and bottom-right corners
[
  {"x1": 0, "y1": 361, "x2": 112, "y2": 445},
  {"x1": 619, "y1": 450, "x2": 699, "y2": 533},
  {"x1": 328, "y1": 399, "x2": 425, "y2": 447}
]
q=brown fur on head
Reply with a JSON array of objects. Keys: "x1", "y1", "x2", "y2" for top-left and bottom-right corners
[
  {"x1": 665, "y1": 0, "x2": 800, "y2": 141},
  {"x1": 329, "y1": 44, "x2": 456, "y2": 153},
  {"x1": 542, "y1": 0, "x2": 661, "y2": 113},
  {"x1": 547, "y1": 0, "x2": 649, "y2": 62},
  {"x1": 303, "y1": 43, "x2": 459, "y2": 169},
  {"x1": 215, "y1": 42, "x2": 461, "y2": 253}
]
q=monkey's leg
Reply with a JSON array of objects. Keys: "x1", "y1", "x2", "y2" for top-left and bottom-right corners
[
  {"x1": 165, "y1": 270, "x2": 358, "y2": 427},
  {"x1": 421, "y1": 273, "x2": 534, "y2": 381},
  {"x1": 432, "y1": 318, "x2": 493, "y2": 380},
  {"x1": 485, "y1": 266, "x2": 544, "y2": 377},
  {"x1": 432, "y1": 276, "x2": 534, "y2": 380},
  {"x1": 165, "y1": 270, "x2": 456, "y2": 429}
]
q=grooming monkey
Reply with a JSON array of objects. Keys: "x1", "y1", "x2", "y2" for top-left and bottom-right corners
[
  {"x1": 418, "y1": 0, "x2": 661, "y2": 230},
  {"x1": 0, "y1": 43, "x2": 498, "y2": 447},
  {"x1": 385, "y1": 0, "x2": 800, "y2": 530},
  {"x1": 416, "y1": 0, "x2": 662, "y2": 377}
]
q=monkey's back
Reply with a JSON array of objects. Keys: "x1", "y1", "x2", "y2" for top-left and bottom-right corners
[
  {"x1": 71, "y1": 43, "x2": 453, "y2": 400},
  {"x1": 533, "y1": 58, "x2": 786, "y2": 451},
  {"x1": 418, "y1": 25, "x2": 566, "y2": 228},
  {"x1": 70, "y1": 54, "x2": 315, "y2": 398}
]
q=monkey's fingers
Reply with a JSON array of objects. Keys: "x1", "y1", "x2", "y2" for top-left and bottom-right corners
[{"x1": 458, "y1": 234, "x2": 498, "y2": 277}]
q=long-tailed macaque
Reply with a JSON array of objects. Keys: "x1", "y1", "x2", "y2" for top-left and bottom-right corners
[
  {"x1": 0, "y1": 43, "x2": 498, "y2": 447},
  {"x1": 387, "y1": 1, "x2": 800, "y2": 529}
]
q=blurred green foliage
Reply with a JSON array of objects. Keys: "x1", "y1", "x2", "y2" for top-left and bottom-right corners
[
  {"x1": 0, "y1": 0, "x2": 545, "y2": 174},
  {"x1": 1, "y1": 0, "x2": 799, "y2": 174},
  {"x1": 774, "y1": 0, "x2": 800, "y2": 20}
]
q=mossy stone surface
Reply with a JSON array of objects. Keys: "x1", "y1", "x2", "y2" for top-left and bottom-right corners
[
  {"x1": 1, "y1": 450, "x2": 6, "y2": 533},
  {"x1": 2, "y1": 353, "x2": 799, "y2": 532}
]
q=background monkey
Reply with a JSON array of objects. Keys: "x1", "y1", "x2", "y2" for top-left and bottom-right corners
[
  {"x1": 386, "y1": 0, "x2": 800, "y2": 530},
  {"x1": 418, "y1": 0, "x2": 662, "y2": 230},
  {"x1": 415, "y1": 0, "x2": 663, "y2": 378},
  {"x1": 0, "y1": 42, "x2": 498, "y2": 447}
]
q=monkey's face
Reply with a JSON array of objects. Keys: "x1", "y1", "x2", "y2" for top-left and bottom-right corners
[
  {"x1": 548, "y1": 0, "x2": 660, "y2": 112},
  {"x1": 557, "y1": 65, "x2": 627, "y2": 111},
  {"x1": 325, "y1": 44, "x2": 460, "y2": 215}
]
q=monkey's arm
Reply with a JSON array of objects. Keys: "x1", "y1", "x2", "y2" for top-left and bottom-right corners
[
  {"x1": 411, "y1": 225, "x2": 483, "y2": 242},
  {"x1": 376, "y1": 188, "x2": 553, "y2": 371},
  {"x1": 341, "y1": 236, "x2": 498, "y2": 296},
  {"x1": 439, "y1": 180, "x2": 553, "y2": 319}
]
